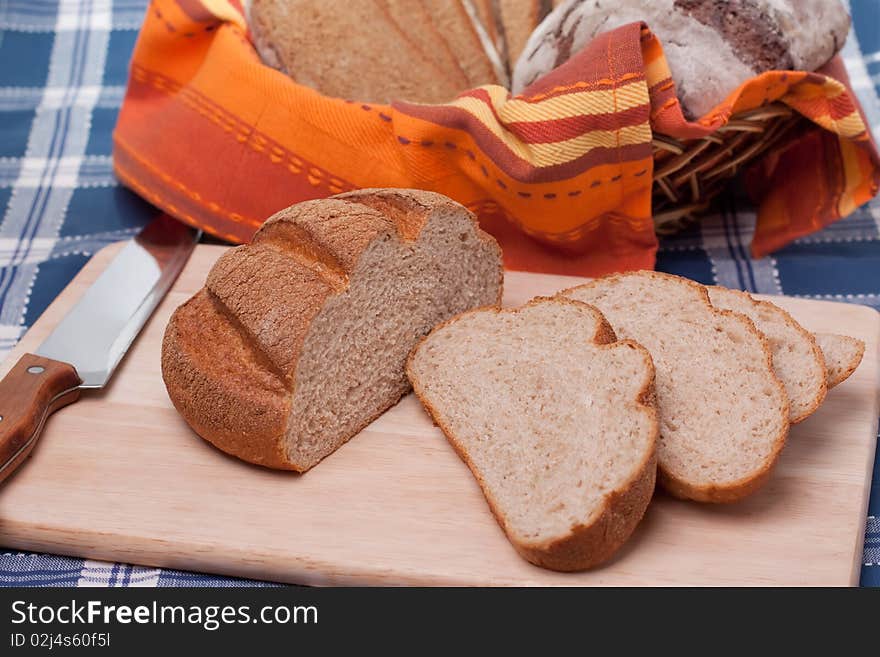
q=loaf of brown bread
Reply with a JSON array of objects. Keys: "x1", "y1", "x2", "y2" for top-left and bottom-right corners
[
  {"x1": 162, "y1": 189, "x2": 503, "y2": 472},
  {"x1": 495, "y1": 0, "x2": 553, "y2": 69},
  {"x1": 248, "y1": 0, "x2": 502, "y2": 103}
]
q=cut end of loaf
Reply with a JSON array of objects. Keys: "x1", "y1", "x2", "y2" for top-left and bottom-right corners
[
  {"x1": 283, "y1": 190, "x2": 504, "y2": 471},
  {"x1": 407, "y1": 297, "x2": 658, "y2": 571}
]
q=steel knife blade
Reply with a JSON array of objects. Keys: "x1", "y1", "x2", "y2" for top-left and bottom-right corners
[{"x1": 0, "y1": 215, "x2": 200, "y2": 483}]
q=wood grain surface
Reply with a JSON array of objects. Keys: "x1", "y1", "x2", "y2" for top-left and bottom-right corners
[{"x1": 0, "y1": 243, "x2": 877, "y2": 586}]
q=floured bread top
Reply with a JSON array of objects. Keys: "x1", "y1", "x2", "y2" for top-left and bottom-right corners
[{"x1": 513, "y1": 0, "x2": 849, "y2": 118}]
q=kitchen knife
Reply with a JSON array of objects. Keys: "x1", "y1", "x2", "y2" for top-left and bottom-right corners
[{"x1": 0, "y1": 215, "x2": 200, "y2": 483}]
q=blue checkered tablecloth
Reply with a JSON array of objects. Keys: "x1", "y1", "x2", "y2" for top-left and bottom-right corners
[{"x1": 0, "y1": 0, "x2": 878, "y2": 587}]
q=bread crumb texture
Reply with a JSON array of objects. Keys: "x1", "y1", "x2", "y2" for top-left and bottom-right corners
[
  {"x1": 562, "y1": 271, "x2": 789, "y2": 503},
  {"x1": 407, "y1": 297, "x2": 658, "y2": 571},
  {"x1": 707, "y1": 286, "x2": 827, "y2": 424}
]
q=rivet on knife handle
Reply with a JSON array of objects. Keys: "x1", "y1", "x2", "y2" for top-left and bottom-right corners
[{"x1": 0, "y1": 353, "x2": 81, "y2": 484}]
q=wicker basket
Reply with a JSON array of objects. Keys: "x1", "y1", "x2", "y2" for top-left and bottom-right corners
[{"x1": 651, "y1": 103, "x2": 805, "y2": 235}]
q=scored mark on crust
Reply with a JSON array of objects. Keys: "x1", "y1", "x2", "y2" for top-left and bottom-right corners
[
  {"x1": 336, "y1": 193, "x2": 430, "y2": 242},
  {"x1": 204, "y1": 289, "x2": 291, "y2": 388},
  {"x1": 253, "y1": 224, "x2": 350, "y2": 292}
]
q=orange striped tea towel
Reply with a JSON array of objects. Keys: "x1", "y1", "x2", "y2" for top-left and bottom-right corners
[{"x1": 112, "y1": 0, "x2": 880, "y2": 276}]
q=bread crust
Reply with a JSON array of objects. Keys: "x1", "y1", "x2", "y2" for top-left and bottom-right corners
[
  {"x1": 559, "y1": 271, "x2": 790, "y2": 504},
  {"x1": 162, "y1": 189, "x2": 502, "y2": 471},
  {"x1": 817, "y1": 333, "x2": 866, "y2": 388},
  {"x1": 336, "y1": 188, "x2": 505, "y2": 303},
  {"x1": 406, "y1": 297, "x2": 659, "y2": 571},
  {"x1": 161, "y1": 289, "x2": 293, "y2": 469},
  {"x1": 496, "y1": 0, "x2": 553, "y2": 65}
]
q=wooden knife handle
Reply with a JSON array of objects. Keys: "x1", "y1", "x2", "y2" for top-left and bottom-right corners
[{"x1": 0, "y1": 353, "x2": 81, "y2": 484}]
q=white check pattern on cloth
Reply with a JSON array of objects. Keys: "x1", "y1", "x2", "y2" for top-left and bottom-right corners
[
  {"x1": 1, "y1": 0, "x2": 143, "y2": 31},
  {"x1": 1, "y1": 0, "x2": 880, "y2": 586},
  {"x1": 76, "y1": 561, "x2": 162, "y2": 587},
  {"x1": 0, "y1": 0, "x2": 119, "y2": 353}
]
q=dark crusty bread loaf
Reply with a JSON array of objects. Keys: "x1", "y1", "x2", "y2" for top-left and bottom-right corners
[
  {"x1": 162, "y1": 189, "x2": 503, "y2": 472},
  {"x1": 513, "y1": 0, "x2": 850, "y2": 118},
  {"x1": 407, "y1": 297, "x2": 658, "y2": 571},
  {"x1": 561, "y1": 271, "x2": 790, "y2": 503}
]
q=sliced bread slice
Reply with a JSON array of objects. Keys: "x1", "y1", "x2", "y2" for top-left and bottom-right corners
[
  {"x1": 561, "y1": 271, "x2": 789, "y2": 503},
  {"x1": 707, "y1": 287, "x2": 827, "y2": 424},
  {"x1": 815, "y1": 333, "x2": 865, "y2": 388},
  {"x1": 406, "y1": 297, "x2": 658, "y2": 571}
]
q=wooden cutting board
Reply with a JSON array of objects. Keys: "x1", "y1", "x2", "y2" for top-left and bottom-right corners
[{"x1": 0, "y1": 244, "x2": 878, "y2": 586}]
